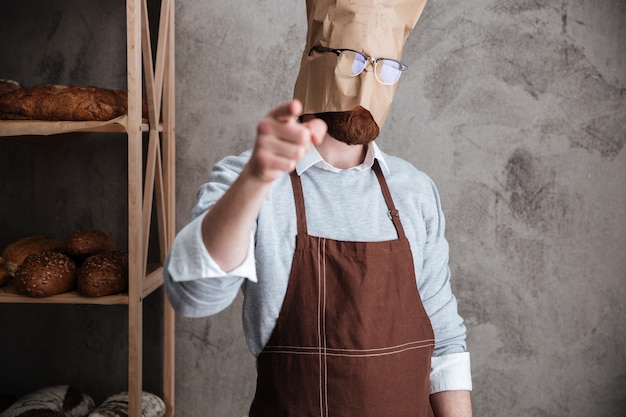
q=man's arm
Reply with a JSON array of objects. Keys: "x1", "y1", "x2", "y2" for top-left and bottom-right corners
[
  {"x1": 430, "y1": 390, "x2": 473, "y2": 417},
  {"x1": 201, "y1": 99, "x2": 326, "y2": 272}
]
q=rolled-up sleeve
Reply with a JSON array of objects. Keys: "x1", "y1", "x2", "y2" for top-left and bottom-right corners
[
  {"x1": 430, "y1": 352, "x2": 472, "y2": 393},
  {"x1": 164, "y1": 210, "x2": 257, "y2": 318}
]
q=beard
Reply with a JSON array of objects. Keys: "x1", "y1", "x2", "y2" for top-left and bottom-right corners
[{"x1": 314, "y1": 106, "x2": 380, "y2": 146}]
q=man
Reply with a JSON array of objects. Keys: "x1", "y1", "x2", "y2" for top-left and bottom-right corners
[{"x1": 165, "y1": 0, "x2": 472, "y2": 415}]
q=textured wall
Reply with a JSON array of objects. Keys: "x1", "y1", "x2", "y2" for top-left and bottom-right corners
[{"x1": 0, "y1": 0, "x2": 624, "y2": 416}]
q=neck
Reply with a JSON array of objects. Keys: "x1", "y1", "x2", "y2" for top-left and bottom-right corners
[{"x1": 316, "y1": 135, "x2": 368, "y2": 169}]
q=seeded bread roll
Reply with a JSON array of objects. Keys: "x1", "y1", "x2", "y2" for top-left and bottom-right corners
[
  {"x1": 87, "y1": 392, "x2": 165, "y2": 417},
  {"x1": 14, "y1": 251, "x2": 77, "y2": 297},
  {"x1": 0, "y1": 385, "x2": 94, "y2": 417},
  {"x1": 64, "y1": 230, "x2": 117, "y2": 262},
  {"x1": 1, "y1": 236, "x2": 65, "y2": 276},
  {"x1": 78, "y1": 251, "x2": 129, "y2": 297}
]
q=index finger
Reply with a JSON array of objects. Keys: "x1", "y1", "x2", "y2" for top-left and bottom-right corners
[{"x1": 269, "y1": 99, "x2": 303, "y2": 123}]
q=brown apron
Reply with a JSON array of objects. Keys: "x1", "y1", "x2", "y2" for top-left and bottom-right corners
[{"x1": 249, "y1": 161, "x2": 435, "y2": 417}]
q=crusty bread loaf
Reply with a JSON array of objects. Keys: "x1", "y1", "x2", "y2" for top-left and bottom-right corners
[
  {"x1": 0, "y1": 385, "x2": 94, "y2": 417},
  {"x1": 0, "y1": 83, "x2": 148, "y2": 121},
  {"x1": 14, "y1": 251, "x2": 77, "y2": 297},
  {"x1": 0, "y1": 80, "x2": 22, "y2": 96},
  {"x1": 87, "y1": 392, "x2": 165, "y2": 417},
  {"x1": 1, "y1": 236, "x2": 65, "y2": 276},
  {"x1": 64, "y1": 230, "x2": 118, "y2": 262},
  {"x1": 77, "y1": 251, "x2": 128, "y2": 297}
]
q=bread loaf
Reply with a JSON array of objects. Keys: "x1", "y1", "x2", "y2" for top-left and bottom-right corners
[
  {"x1": 0, "y1": 80, "x2": 22, "y2": 96},
  {"x1": 14, "y1": 251, "x2": 77, "y2": 297},
  {"x1": 0, "y1": 83, "x2": 148, "y2": 121},
  {"x1": 77, "y1": 251, "x2": 129, "y2": 297},
  {"x1": 1, "y1": 236, "x2": 65, "y2": 276},
  {"x1": 87, "y1": 392, "x2": 165, "y2": 417},
  {"x1": 0, "y1": 385, "x2": 94, "y2": 417},
  {"x1": 64, "y1": 230, "x2": 117, "y2": 262}
]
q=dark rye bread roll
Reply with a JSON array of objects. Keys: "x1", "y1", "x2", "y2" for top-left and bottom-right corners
[
  {"x1": 87, "y1": 392, "x2": 165, "y2": 417},
  {"x1": 14, "y1": 251, "x2": 77, "y2": 297},
  {"x1": 78, "y1": 251, "x2": 129, "y2": 297},
  {"x1": 64, "y1": 230, "x2": 118, "y2": 262},
  {"x1": 1, "y1": 236, "x2": 65, "y2": 276},
  {"x1": 0, "y1": 385, "x2": 94, "y2": 417}
]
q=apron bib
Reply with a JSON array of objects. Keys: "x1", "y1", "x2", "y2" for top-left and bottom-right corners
[{"x1": 249, "y1": 161, "x2": 435, "y2": 417}]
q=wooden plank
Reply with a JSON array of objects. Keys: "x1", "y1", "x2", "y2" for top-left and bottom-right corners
[
  {"x1": 153, "y1": 0, "x2": 172, "y2": 111},
  {"x1": 142, "y1": 130, "x2": 158, "y2": 272},
  {"x1": 142, "y1": 266, "x2": 165, "y2": 298},
  {"x1": 161, "y1": 2, "x2": 176, "y2": 415},
  {"x1": 163, "y1": 0, "x2": 176, "y2": 249},
  {"x1": 163, "y1": 296, "x2": 176, "y2": 416},
  {"x1": 0, "y1": 286, "x2": 129, "y2": 305},
  {"x1": 0, "y1": 117, "x2": 147, "y2": 136},
  {"x1": 127, "y1": 0, "x2": 144, "y2": 416},
  {"x1": 153, "y1": 140, "x2": 168, "y2": 263},
  {"x1": 140, "y1": 0, "x2": 158, "y2": 128}
]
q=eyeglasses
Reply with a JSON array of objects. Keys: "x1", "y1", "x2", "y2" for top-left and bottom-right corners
[{"x1": 308, "y1": 45, "x2": 408, "y2": 85}]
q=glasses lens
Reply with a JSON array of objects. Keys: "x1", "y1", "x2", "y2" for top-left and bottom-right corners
[
  {"x1": 337, "y1": 50, "x2": 367, "y2": 77},
  {"x1": 376, "y1": 59, "x2": 403, "y2": 85}
]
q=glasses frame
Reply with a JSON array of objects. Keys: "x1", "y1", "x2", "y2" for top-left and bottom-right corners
[{"x1": 308, "y1": 45, "x2": 408, "y2": 85}]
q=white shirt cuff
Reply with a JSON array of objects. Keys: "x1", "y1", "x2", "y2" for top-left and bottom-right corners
[
  {"x1": 167, "y1": 211, "x2": 257, "y2": 282},
  {"x1": 430, "y1": 352, "x2": 472, "y2": 394}
]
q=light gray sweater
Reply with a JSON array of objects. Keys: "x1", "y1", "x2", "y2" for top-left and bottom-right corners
[{"x1": 164, "y1": 144, "x2": 472, "y2": 393}]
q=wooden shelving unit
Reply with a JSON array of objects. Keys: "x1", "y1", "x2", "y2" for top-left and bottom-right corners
[{"x1": 0, "y1": 1, "x2": 176, "y2": 416}]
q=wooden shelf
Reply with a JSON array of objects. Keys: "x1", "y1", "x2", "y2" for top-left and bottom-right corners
[
  {"x1": 0, "y1": 267, "x2": 164, "y2": 305},
  {"x1": 0, "y1": 116, "x2": 154, "y2": 137},
  {"x1": 0, "y1": 0, "x2": 176, "y2": 416},
  {"x1": 0, "y1": 286, "x2": 131, "y2": 305}
]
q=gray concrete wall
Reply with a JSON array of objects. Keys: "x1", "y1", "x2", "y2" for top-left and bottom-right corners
[
  {"x1": 173, "y1": 1, "x2": 626, "y2": 416},
  {"x1": 1, "y1": 0, "x2": 624, "y2": 416}
]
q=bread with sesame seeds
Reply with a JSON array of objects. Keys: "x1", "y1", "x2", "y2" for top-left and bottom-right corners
[
  {"x1": 64, "y1": 230, "x2": 118, "y2": 263},
  {"x1": 77, "y1": 251, "x2": 128, "y2": 297},
  {"x1": 14, "y1": 251, "x2": 77, "y2": 297}
]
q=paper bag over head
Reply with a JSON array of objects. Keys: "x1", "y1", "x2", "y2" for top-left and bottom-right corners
[{"x1": 293, "y1": 0, "x2": 427, "y2": 129}]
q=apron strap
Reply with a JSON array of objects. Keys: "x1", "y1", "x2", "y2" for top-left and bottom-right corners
[
  {"x1": 289, "y1": 171, "x2": 308, "y2": 235},
  {"x1": 290, "y1": 160, "x2": 406, "y2": 239},
  {"x1": 372, "y1": 160, "x2": 407, "y2": 240}
]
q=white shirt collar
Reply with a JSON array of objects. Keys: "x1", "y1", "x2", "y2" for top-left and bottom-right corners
[{"x1": 295, "y1": 142, "x2": 390, "y2": 176}]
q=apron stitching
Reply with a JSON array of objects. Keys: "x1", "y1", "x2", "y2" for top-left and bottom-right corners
[
  {"x1": 264, "y1": 339, "x2": 436, "y2": 352},
  {"x1": 261, "y1": 342, "x2": 436, "y2": 357},
  {"x1": 322, "y1": 238, "x2": 329, "y2": 417},
  {"x1": 317, "y1": 236, "x2": 323, "y2": 417},
  {"x1": 318, "y1": 237, "x2": 331, "y2": 417}
]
